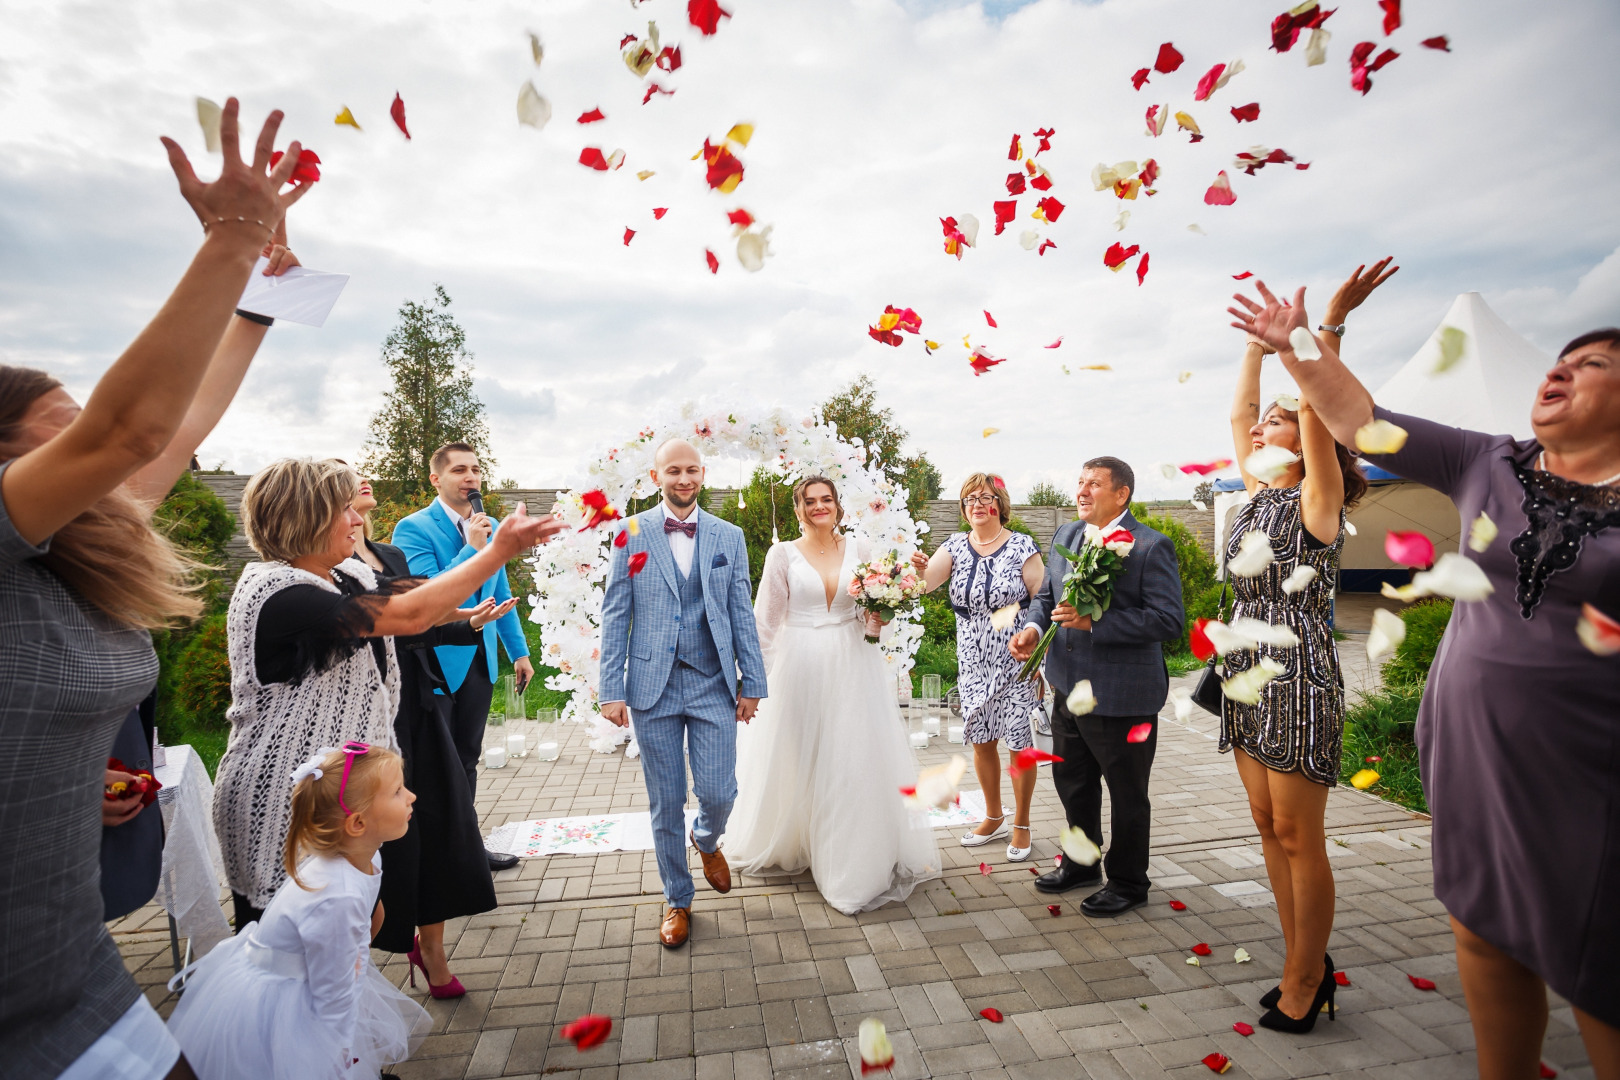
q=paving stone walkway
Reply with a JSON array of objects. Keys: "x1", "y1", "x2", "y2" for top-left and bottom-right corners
[{"x1": 113, "y1": 647, "x2": 1596, "y2": 1079}]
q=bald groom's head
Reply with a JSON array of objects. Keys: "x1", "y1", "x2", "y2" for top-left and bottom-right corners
[{"x1": 651, "y1": 439, "x2": 705, "y2": 516}]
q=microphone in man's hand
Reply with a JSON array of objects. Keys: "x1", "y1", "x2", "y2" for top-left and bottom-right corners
[{"x1": 467, "y1": 490, "x2": 485, "y2": 517}]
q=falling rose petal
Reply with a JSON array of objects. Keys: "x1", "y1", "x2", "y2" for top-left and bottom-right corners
[
  {"x1": 1005, "y1": 171, "x2": 1027, "y2": 196},
  {"x1": 1079, "y1": 364, "x2": 1113, "y2": 371},
  {"x1": 726, "y1": 208, "x2": 755, "y2": 230},
  {"x1": 1038, "y1": 239, "x2": 1057, "y2": 256},
  {"x1": 736, "y1": 226, "x2": 773, "y2": 272},
  {"x1": 1335, "y1": 971, "x2": 1351, "y2": 986},
  {"x1": 725, "y1": 123, "x2": 755, "y2": 148},
  {"x1": 1288, "y1": 326, "x2": 1324, "y2": 360},
  {"x1": 1281, "y1": 565, "x2": 1318, "y2": 595},
  {"x1": 1408, "y1": 975, "x2": 1438, "y2": 991},
  {"x1": 1355, "y1": 418, "x2": 1409, "y2": 454},
  {"x1": 1008, "y1": 133, "x2": 1022, "y2": 161},
  {"x1": 1577, "y1": 603, "x2": 1620, "y2": 656},
  {"x1": 1190, "y1": 618, "x2": 1217, "y2": 661},
  {"x1": 656, "y1": 44, "x2": 683, "y2": 72},
  {"x1": 391, "y1": 92, "x2": 411, "y2": 139},
  {"x1": 1244, "y1": 444, "x2": 1299, "y2": 482},
  {"x1": 1138, "y1": 158, "x2": 1160, "y2": 187},
  {"x1": 908, "y1": 755, "x2": 968, "y2": 809},
  {"x1": 1214, "y1": 58, "x2": 1246, "y2": 91},
  {"x1": 1304, "y1": 27, "x2": 1332, "y2": 66},
  {"x1": 1136, "y1": 252, "x2": 1150, "y2": 286},
  {"x1": 1187, "y1": 957, "x2": 1201, "y2": 967},
  {"x1": 269, "y1": 149, "x2": 322, "y2": 184},
  {"x1": 969, "y1": 348, "x2": 1006, "y2": 376},
  {"x1": 579, "y1": 147, "x2": 610, "y2": 170},
  {"x1": 1008, "y1": 747, "x2": 1062, "y2": 777},
  {"x1": 993, "y1": 200, "x2": 1018, "y2": 236},
  {"x1": 614, "y1": 528, "x2": 629, "y2": 548},
  {"x1": 1366, "y1": 755, "x2": 1382, "y2": 762},
  {"x1": 1231, "y1": 102, "x2": 1260, "y2": 123},
  {"x1": 1191, "y1": 943, "x2": 1213, "y2": 957},
  {"x1": 1414, "y1": 553, "x2": 1494, "y2": 602},
  {"x1": 980, "y1": 861, "x2": 992, "y2": 876},
  {"x1": 1234, "y1": 948, "x2": 1253, "y2": 963},
  {"x1": 334, "y1": 106, "x2": 361, "y2": 131},
  {"x1": 1131, "y1": 67, "x2": 1152, "y2": 90},
  {"x1": 990, "y1": 602, "x2": 1021, "y2": 630},
  {"x1": 1233, "y1": 1022, "x2": 1255, "y2": 1036},
  {"x1": 1379, "y1": 0, "x2": 1401, "y2": 35},
  {"x1": 959, "y1": 214, "x2": 980, "y2": 246},
  {"x1": 1028, "y1": 162, "x2": 1054, "y2": 190},
  {"x1": 979, "y1": 1008, "x2": 1004, "y2": 1023},
  {"x1": 1421, "y1": 35, "x2": 1451, "y2": 51},
  {"x1": 1193, "y1": 63, "x2": 1226, "y2": 102},
  {"x1": 1367, "y1": 608, "x2": 1406, "y2": 661},
  {"x1": 1145, "y1": 104, "x2": 1169, "y2": 137},
  {"x1": 1091, "y1": 160, "x2": 1140, "y2": 191},
  {"x1": 529, "y1": 30, "x2": 544, "y2": 65},
  {"x1": 1222, "y1": 658, "x2": 1286, "y2": 702},
  {"x1": 1386, "y1": 530, "x2": 1435, "y2": 568},
  {"x1": 1179, "y1": 459, "x2": 1234, "y2": 475},
  {"x1": 1104, "y1": 243, "x2": 1141, "y2": 271},
  {"x1": 1066, "y1": 680, "x2": 1097, "y2": 716},
  {"x1": 1169, "y1": 900, "x2": 1188, "y2": 911},
  {"x1": 196, "y1": 97, "x2": 223, "y2": 153},
  {"x1": 637, "y1": 170, "x2": 656, "y2": 180},
  {"x1": 1029, "y1": 867, "x2": 1039, "y2": 875},
  {"x1": 577, "y1": 107, "x2": 606, "y2": 123},
  {"x1": 1228, "y1": 532, "x2": 1277, "y2": 579},
  {"x1": 517, "y1": 82, "x2": 553, "y2": 129},
  {"x1": 606, "y1": 147, "x2": 626, "y2": 168},
  {"x1": 643, "y1": 83, "x2": 677, "y2": 104},
  {"x1": 1125, "y1": 721, "x2": 1152, "y2": 743},
  {"x1": 1431, "y1": 325, "x2": 1468, "y2": 373},
  {"x1": 1233, "y1": 271, "x2": 1254, "y2": 280},
  {"x1": 623, "y1": 227, "x2": 636, "y2": 246},
  {"x1": 688, "y1": 0, "x2": 731, "y2": 35},
  {"x1": 1272, "y1": 1, "x2": 1335, "y2": 52},
  {"x1": 1350, "y1": 768, "x2": 1380, "y2": 789},
  {"x1": 1275, "y1": 392, "x2": 1299, "y2": 411},
  {"x1": 562, "y1": 1014, "x2": 613, "y2": 1050},
  {"x1": 984, "y1": 310, "x2": 997, "y2": 328},
  {"x1": 1032, "y1": 127, "x2": 1055, "y2": 153},
  {"x1": 1060, "y1": 825, "x2": 1101, "y2": 865},
  {"x1": 700, "y1": 138, "x2": 745, "y2": 192},
  {"x1": 1155, "y1": 41, "x2": 1185, "y2": 73},
  {"x1": 1176, "y1": 111, "x2": 1204, "y2": 141},
  {"x1": 1203, "y1": 171, "x2": 1236, "y2": 206},
  {"x1": 1047, "y1": 904, "x2": 1061, "y2": 916},
  {"x1": 1045, "y1": 337, "x2": 1063, "y2": 349},
  {"x1": 1034, "y1": 196, "x2": 1065, "y2": 222},
  {"x1": 705, "y1": 249, "x2": 719, "y2": 274},
  {"x1": 858, "y1": 1018, "x2": 894, "y2": 1073},
  {"x1": 653, "y1": 207, "x2": 670, "y2": 220}
]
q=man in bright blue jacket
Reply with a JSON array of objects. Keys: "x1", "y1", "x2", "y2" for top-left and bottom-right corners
[{"x1": 392, "y1": 442, "x2": 531, "y2": 871}]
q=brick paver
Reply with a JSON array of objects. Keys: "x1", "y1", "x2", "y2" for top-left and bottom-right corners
[{"x1": 113, "y1": 647, "x2": 1596, "y2": 1078}]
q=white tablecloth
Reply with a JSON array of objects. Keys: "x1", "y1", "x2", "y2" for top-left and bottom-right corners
[{"x1": 154, "y1": 745, "x2": 231, "y2": 956}]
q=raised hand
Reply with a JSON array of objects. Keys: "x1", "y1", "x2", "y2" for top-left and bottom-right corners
[
  {"x1": 260, "y1": 216, "x2": 301, "y2": 276},
  {"x1": 1325, "y1": 257, "x2": 1399, "y2": 322},
  {"x1": 492, "y1": 503, "x2": 568, "y2": 557},
  {"x1": 159, "y1": 97, "x2": 314, "y2": 245},
  {"x1": 1229, "y1": 281, "x2": 1309, "y2": 356}
]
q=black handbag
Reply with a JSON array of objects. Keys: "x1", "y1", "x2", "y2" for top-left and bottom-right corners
[{"x1": 1190, "y1": 581, "x2": 1230, "y2": 717}]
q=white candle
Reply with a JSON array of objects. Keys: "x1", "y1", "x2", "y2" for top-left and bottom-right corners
[
  {"x1": 922, "y1": 716, "x2": 941, "y2": 735},
  {"x1": 908, "y1": 731, "x2": 929, "y2": 749},
  {"x1": 537, "y1": 741, "x2": 560, "y2": 762},
  {"x1": 483, "y1": 746, "x2": 507, "y2": 769},
  {"x1": 948, "y1": 724, "x2": 965, "y2": 744},
  {"x1": 506, "y1": 733, "x2": 527, "y2": 757}
]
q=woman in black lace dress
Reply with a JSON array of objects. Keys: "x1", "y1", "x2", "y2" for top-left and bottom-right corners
[
  {"x1": 1235, "y1": 270, "x2": 1620, "y2": 1079},
  {"x1": 1219, "y1": 306, "x2": 1370, "y2": 1033}
]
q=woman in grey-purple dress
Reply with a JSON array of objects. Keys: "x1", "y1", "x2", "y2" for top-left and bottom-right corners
[{"x1": 1235, "y1": 273, "x2": 1620, "y2": 1078}]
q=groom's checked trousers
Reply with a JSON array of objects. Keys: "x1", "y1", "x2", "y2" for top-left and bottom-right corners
[{"x1": 632, "y1": 660, "x2": 739, "y2": 910}]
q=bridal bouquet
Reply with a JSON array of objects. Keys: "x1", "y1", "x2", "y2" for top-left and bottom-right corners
[
  {"x1": 848, "y1": 550, "x2": 925, "y2": 644},
  {"x1": 1017, "y1": 523, "x2": 1135, "y2": 680}
]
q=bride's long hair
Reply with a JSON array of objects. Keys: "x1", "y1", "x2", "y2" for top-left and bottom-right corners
[{"x1": 791, "y1": 475, "x2": 844, "y2": 530}]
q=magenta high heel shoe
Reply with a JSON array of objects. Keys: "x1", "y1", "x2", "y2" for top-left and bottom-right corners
[{"x1": 407, "y1": 935, "x2": 466, "y2": 999}]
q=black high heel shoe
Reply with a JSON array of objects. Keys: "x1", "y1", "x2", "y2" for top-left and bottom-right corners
[
  {"x1": 1260, "y1": 953, "x2": 1332, "y2": 1010},
  {"x1": 1258, "y1": 957, "x2": 1337, "y2": 1034}
]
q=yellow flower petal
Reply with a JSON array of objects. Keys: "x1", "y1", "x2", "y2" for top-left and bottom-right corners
[
  {"x1": 1467, "y1": 512, "x2": 1497, "y2": 553},
  {"x1": 1350, "y1": 768, "x2": 1380, "y2": 790},
  {"x1": 334, "y1": 106, "x2": 362, "y2": 130},
  {"x1": 1234, "y1": 947, "x2": 1252, "y2": 963},
  {"x1": 982, "y1": 427, "x2": 1001, "y2": 439},
  {"x1": 637, "y1": 170, "x2": 656, "y2": 180},
  {"x1": 1355, "y1": 418, "x2": 1409, "y2": 455},
  {"x1": 1178, "y1": 371, "x2": 1193, "y2": 383},
  {"x1": 725, "y1": 122, "x2": 755, "y2": 148},
  {"x1": 1060, "y1": 825, "x2": 1101, "y2": 866},
  {"x1": 1431, "y1": 325, "x2": 1468, "y2": 374}
]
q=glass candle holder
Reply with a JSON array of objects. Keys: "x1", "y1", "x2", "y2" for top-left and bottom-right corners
[
  {"x1": 536, "y1": 741, "x2": 560, "y2": 762},
  {"x1": 922, "y1": 715, "x2": 941, "y2": 735},
  {"x1": 506, "y1": 732, "x2": 527, "y2": 758},
  {"x1": 483, "y1": 746, "x2": 507, "y2": 769},
  {"x1": 536, "y1": 707, "x2": 559, "y2": 724},
  {"x1": 947, "y1": 723, "x2": 965, "y2": 744},
  {"x1": 908, "y1": 730, "x2": 929, "y2": 749}
]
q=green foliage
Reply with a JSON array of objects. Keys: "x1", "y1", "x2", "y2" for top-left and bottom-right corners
[
  {"x1": 152, "y1": 472, "x2": 234, "y2": 613},
  {"x1": 816, "y1": 375, "x2": 941, "y2": 518},
  {"x1": 909, "y1": 637, "x2": 959, "y2": 697},
  {"x1": 173, "y1": 615, "x2": 232, "y2": 728},
  {"x1": 362, "y1": 285, "x2": 494, "y2": 502},
  {"x1": 1024, "y1": 481, "x2": 1068, "y2": 507},
  {"x1": 713, "y1": 468, "x2": 800, "y2": 596},
  {"x1": 1383, "y1": 599, "x2": 1453, "y2": 689},
  {"x1": 918, "y1": 589, "x2": 955, "y2": 645},
  {"x1": 1341, "y1": 686, "x2": 1427, "y2": 813}
]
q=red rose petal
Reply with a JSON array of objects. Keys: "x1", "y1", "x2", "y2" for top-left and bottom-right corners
[
  {"x1": 979, "y1": 1007, "x2": 1004, "y2": 1023},
  {"x1": 983, "y1": 310, "x2": 997, "y2": 328},
  {"x1": 1421, "y1": 35, "x2": 1451, "y2": 51},
  {"x1": 1008, "y1": 133, "x2": 1022, "y2": 160},
  {"x1": 1131, "y1": 67, "x2": 1152, "y2": 91},
  {"x1": 1046, "y1": 904, "x2": 1061, "y2": 916},
  {"x1": 1232, "y1": 1022, "x2": 1254, "y2": 1036},
  {"x1": 1005, "y1": 172, "x2": 1026, "y2": 196},
  {"x1": 1009, "y1": 748, "x2": 1063, "y2": 777},
  {"x1": 727, "y1": 208, "x2": 755, "y2": 229},
  {"x1": 1379, "y1": 0, "x2": 1401, "y2": 35},
  {"x1": 897, "y1": 785, "x2": 916, "y2": 796},
  {"x1": 1126, "y1": 722, "x2": 1153, "y2": 743},
  {"x1": 1035, "y1": 196, "x2": 1064, "y2": 222},
  {"x1": 1385, "y1": 530, "x2": 1435, "y2": 568},
  {"x1": 705, "y1": 249, "x2": 719, "y2": 275},
  {"x1": 1168, "y1": 900, "x2": 1188, "y2": 911},
  {"x1": 1230, "y1": 103, "x2": 1260, "y2": 123},
  {"x1": 992, "y1": 200, "x2": 1018, "y2": 236},
  {"x1": 623, "y1": 228, "x2": 636, "y2": 246},
  {"x1": 642, "y1": 83, "x2": 676, "y2": 105},
  {"x1": 1028, "y1": 867, "x2": 1040, "y2": 874},
  {"x1": 577, "y1": 108, "x2": 606, "y2": 124},
  {"x1": 653, "y1": 208, "x2": 669, "y2": 219},
  {"x1": 1202, "y1": 1052, "x2": 1232, "y2": 1074},
  {"x1": 561, "y1": 1013, "x2": 613, "y2": 1050},
  {"x1": 1204, "y1": 171, "x2": 1236, "y2": 206},
  {"x1": 1190, "y1": 618, "x2": 1216, "y2": 662},
  {"x1": 627, "y1": 552, "x2": 650, "y2": 578},
  {"x1": 1408, "y1": 974, "x2": 1437, "y2": 991},
  {"x1": 1104, "y1": 243, "x2": 1141, "y2": 270},
  {"x1": 688, "y1": 0, "x2": 731, "y2": 35},
  {"x1": 1135, "y1": 251, "x2": 1150, "y2": 287},
  {"x1": 1191, "y1": 943, "x2": 1212, "y2": 956},
  {"x1": 1365, "y1": 756, "x2": 1382, "y2": 763},
  {"x1": 656, "y1": 45, "x2": 683, "y2": 72},
  {"x1": 1193, "y1": 63, "x2": 1226, "y2": 103},
  {"x1": 1233, "y1": 271, "x2": 1254, "y2": 279},
  {"x1": 390, "y1": 92, "x2": 410, "y2": 139},
  {"x1": 1334, "y1": 971, "x2": 1351, "y2": 986},
  {"x1": 579, "y1": 147, "x2": 610, "y2": 171},
  {"x1": 1037, "y1": 239, "x2": 1056, "y2": 256},
  {"x1": 1154, "y1": 42, "x2": 1184, "y2": 74},
  {"x1": 1539, "y1": 1064, "x2": 1558, "y2": 1078},
  {"x1": 979, "y1": 862, "x2": 992, "y2": 876}
]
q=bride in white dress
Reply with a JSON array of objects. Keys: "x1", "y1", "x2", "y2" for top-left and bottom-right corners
[{"x1": 726, "y1": 476, "x2": 941, "y2": 915}]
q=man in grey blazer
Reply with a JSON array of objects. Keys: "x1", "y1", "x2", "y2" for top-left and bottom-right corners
[
  {"x1": 599, "y1": 439, "x2": 768, "y2": 948},
  {"x1": 1011, "y1": 457, "x2": 1184, "y2": 917}
]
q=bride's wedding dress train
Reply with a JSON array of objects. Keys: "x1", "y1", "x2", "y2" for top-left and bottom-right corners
[{"x1": 726, "y1": 540, "x2": 941, "y2": 915}]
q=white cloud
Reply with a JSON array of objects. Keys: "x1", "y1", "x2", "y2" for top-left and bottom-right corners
[{"x1": 0, "y1": 0, "x2": 1616, "y2": 499}]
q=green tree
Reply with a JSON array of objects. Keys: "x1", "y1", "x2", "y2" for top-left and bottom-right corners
[
  {"x1": 713, "y1": 468, "x2": 800, "y2": 595},
  {"x1": 816, "y1": 375, "x2": 941, "y2": 517},
  {"x1": 362, "y1": 285, "x2": 494, "y2": 501},
  {"x1": 1025, "y1": 481, "x2": 1068, "y2": 507}
]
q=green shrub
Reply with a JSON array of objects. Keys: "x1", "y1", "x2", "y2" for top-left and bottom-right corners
[
  {"x1": 1341, "y1": 685, "x2": 1426, "y2": 813},
  {"x1": 910, "y1": 637, "x2": 959, "y2": 696},
  {"x1": 713, "y1": 468, "x2": 800, "y2": 596},
  {"x1": 1024, "y1": 481, "x2": 1068, "y2": 507},
  {"x1": 173, "y1": 615, "x2": 232, "y2": 730},
  {"x1": 918, "y1": 589, "x2": 955, "y2": 645},
  {"x1": 1383, "y1": 599, "x2": 1453, "y2": 689}
]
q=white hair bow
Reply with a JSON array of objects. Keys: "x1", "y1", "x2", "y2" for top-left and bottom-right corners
[{"x1": 290, "y1": 747, "x2": 340, "y2": 787}]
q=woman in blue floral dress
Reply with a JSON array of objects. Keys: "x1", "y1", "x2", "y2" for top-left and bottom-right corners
[{"x1": 915, "y1": 473, "x2": 1045, "y2": 862}]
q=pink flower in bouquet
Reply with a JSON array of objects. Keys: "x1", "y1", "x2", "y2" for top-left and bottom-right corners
[
  {"x1": 900, "y1": 575, "x2": 917, "y2": 590},
  {"x1": 847, "y1": 580, "x2": 861, "y2": 597}
]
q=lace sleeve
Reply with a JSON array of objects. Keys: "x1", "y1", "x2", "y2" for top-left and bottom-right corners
[{"x1": 753, "y1": 543, "x2": 792, "y2": 675}]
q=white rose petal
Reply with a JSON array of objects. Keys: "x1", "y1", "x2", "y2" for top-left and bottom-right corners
[
  {"x1": 1413, "y1": 552, "x2": 1494, "y2": 602},
  {"x1": 1179, "y1": 370, "x2": 1194, "y2": 383},
  {"x1": 1169, "y1": 687, "x2": 1194, "y2": 722},
  {"x1": 737, "y1": 225, "x2": 773, "y2": 272},
  {"x1": 1367, "y1": 607, "x2": 1406, "y2": 662},
  {"x1": 958, "y1": 213, "x2": 980, "y2": 247},
  {"x1": 1228, "y1": 616, "x2": 1302, "y2": 648},
  {"x1": 1304, "y1": 27, "x2": 1331, "y2": 66},
  {"x1": 1066, "y1": 680, "x2": 1097, "y2": 715},
  {"x1": 517, "y1": 81, "x2": 552, "y2": 129},
  {"x1": 912, "y1": 755, "x2": 967, "y2": 809},
  {"x1": 990, "y1": 603, "x2": 1021, "y2": 631},
  {"x1": 1157, "y1": 462, "x2": 1180, "y2": 481},
  {"x1": 1244, "y1": 444, "x2": 1299, "y2": 482},
  {"x1": 1228, "y1": 530, "x2": 1275, "y2": 577},
  {"x1": 1355, "y1": 418, "x2": 1409, "y2": 455},
  {"x1": 1019, "y1": 229, "x2": 1040, "y2": 251},
  {"x1": 1191, "y1": 499, "x2": 1208, "y2": 511},
  {"x1": 1114, "y1": 209, "x2": 1131, "y2": 231},
  {"x1": 1288, "y1": 326, "x2": 1323, "y2": 361},
  {"x1": 1280, "y1": 565, "x2": 1318, "y2": 594},
  {"x1": 858, "y1": 1018, "x2": 894, "y2": 1072},
  {"x1": 196, "y1": 97, "x2": 222, "y2": 153},
  {"x1": 1234, "y1": 947, "x2": 1253, "y2": 963},
  {"x1": 1345, "y1": 520, "x2": 1358, "y2": 536},
  {"x1": 1468, "y1": 512, "x2": 1498, "y2": 553},
  {"x1": 1274, "y1": 392, "x2": 1299, "y2": 411},
  {"x1": 1220, "y1": 657, "x2": 1285, "y2": 703},
  {"x1": 1187, "y1": 223, "x2": 1207, "y2": 235},
  {"x1": 1060, "y1": 825, "x2": 1101, "y2": 866}
]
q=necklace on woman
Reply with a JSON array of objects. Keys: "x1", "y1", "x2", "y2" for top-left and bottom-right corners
[
  {"x1": 971, "y1": 527, "x2": 1007, "y2": 550},
  {"x1": 1537, "y1": 452, "x2": 1620, "y2": 487},
  {"x1": 808, "y1": 531, "x2": 841, "y2": 555}
]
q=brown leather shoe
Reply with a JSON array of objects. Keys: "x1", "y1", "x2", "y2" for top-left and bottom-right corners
[
  {"x1": 659, "y1": 906, "x2": 690, "y2": 948},
  {"x1": 691, "y1": 831, "x2": 732, "y2": 894}
]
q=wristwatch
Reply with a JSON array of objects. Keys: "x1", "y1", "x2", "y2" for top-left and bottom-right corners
[{"x1": 1318, "y1": 323, "x2": 1346, "y2": 337}]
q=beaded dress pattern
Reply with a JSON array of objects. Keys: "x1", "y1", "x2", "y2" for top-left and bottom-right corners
[
  {"x1": 1508, "y1": 460, "x2": 1620, "y2": 618},
  {"x1": 1218, "y1": 485, "x2": 1346, "y2": 785}
]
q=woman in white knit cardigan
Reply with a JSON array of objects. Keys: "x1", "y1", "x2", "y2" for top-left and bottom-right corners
[{"x1": 213, "y1": 458, "x2": 562, "y2": 925}]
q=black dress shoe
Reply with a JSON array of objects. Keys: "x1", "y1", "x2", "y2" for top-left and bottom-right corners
[
  {"x1": 1080, "y1": 883, "x2": 1148, "y2": 917},
  {"x1": 1034, "y1": 859, "x2": 1103, "y2": 894},
  {"x1": 486, "y1": 849, "x2": 519, "y2": 871}
]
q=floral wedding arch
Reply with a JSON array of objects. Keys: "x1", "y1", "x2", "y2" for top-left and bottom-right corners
[{"x1": 526, "y1": 401, "x2": 930, "y2": 753}]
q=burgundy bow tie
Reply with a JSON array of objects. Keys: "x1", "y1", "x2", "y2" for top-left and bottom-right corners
[{"x1": 663, "y1": 518, "x2": 697, "y2": 539}]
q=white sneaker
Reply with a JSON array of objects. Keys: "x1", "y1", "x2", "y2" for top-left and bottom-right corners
[
  {"x1": 1006, "y1": 823, "x2": 1032, "y2": 862},
  {"x1": 960, "y1": 815, "x2": 1008, "y2": 848}
]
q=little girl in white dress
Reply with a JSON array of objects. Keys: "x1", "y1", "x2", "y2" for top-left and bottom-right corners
[{"x1": 168, "y1": 742, "x2": 430, "y2": 1079}]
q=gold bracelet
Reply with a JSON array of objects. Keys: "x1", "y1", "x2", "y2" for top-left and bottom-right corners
[{"x1": 202, "y1": 215, "x2": 274, "y2": 242}]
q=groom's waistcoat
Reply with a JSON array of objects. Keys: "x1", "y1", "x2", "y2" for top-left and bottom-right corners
[{"x1": 673, "y1": 534, "x2": 722, "y2": 678}]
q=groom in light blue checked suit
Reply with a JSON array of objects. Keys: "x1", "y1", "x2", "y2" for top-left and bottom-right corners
[{"x1": 599, "y1": 438, "x2": 767, "y2": 948}]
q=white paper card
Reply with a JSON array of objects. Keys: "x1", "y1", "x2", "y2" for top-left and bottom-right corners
[{"x1": 236, "y1": 256, "x2": 350, "y2": 327}]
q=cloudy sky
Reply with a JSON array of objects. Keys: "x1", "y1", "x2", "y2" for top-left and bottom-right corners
[{"x1": 2, "y1": 0, "x2": 1616, "y2": 500}]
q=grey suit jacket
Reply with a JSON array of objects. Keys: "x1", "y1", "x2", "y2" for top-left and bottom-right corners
[{"x1": 1024, "y1": 512, "x2": 1185, "y2": 716}]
